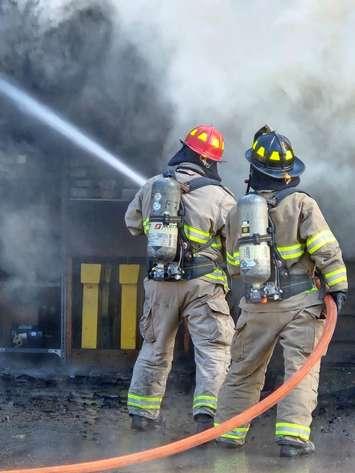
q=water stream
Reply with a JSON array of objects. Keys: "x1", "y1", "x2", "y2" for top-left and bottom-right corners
[{"x1": 0, "y1": 76, "x2": 147, "y2": 187}]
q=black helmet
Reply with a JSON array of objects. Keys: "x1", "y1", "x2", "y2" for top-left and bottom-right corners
[{"x1": 245, "y1": 125, "x2": 305, "y2": 178}]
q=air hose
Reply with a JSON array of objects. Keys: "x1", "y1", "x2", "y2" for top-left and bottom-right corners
[{"x1": 1, "y1": 295, "x2": 337, "y2": 473}]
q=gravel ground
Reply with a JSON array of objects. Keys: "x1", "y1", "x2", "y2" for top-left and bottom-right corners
[{"x1": 0, "y1": 366, "x2": 354, "y2": 473}]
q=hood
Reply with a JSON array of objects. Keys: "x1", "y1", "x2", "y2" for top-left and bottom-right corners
[{"x1": 168, "y1": 145, "x2": 221, "y2": 181}]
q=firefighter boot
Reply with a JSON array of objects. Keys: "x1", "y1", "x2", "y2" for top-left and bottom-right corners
[
  {"x1": 194, "y1": 414, "x2": 214, "y2": 433},
  {"x1": 131, "y1": 415, "x2": 161, "y2": 432},
  {"x1": 215, "y1": 437, "x2": 245, "y2": 449},
  {"x1": 277, "y1": 436, "x2": 315, "y2": 457}
]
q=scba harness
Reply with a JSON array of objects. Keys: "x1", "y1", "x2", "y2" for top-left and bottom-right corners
[
  {"x1": 147, "y1": 167, "x2": 232, "y2": 282},
  {"x1": 238, "y1": 188, "x2": 315, "y2": 303}
]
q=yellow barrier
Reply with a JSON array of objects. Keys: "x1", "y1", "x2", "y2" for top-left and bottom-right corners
[
  {"x1": 119, "y1": 264, "x2": 140, "y2": 349},
  {"x1": 81, "y1": 264, "x2": 101, "y2": 349}
]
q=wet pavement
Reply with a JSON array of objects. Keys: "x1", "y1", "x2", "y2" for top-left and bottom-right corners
[{"x1": 0, "y1": 367, "x2": 354, "y2": 473}]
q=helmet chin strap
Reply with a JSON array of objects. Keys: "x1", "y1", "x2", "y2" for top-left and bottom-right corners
[
  {"x1": 245, "y1": 170, "x2": 252, "y2": 194},
  {"x1": 199, "y1": 156, "x2": 212, "y2": 169},
  {"x1": 284, "y1": 172, "x2": 292, "y2": 185}
]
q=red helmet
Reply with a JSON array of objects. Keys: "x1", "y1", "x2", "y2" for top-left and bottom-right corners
[{"x1": 183, "y1": 125, "x2": 224, "y2": 161}]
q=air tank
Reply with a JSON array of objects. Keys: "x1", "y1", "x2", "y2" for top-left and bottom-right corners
[
  {"x1": 238, "y1": 193, "x2": 271, "y2": 287},
  {"x1": 147, "y1": 175, "x2": 181, "y2": 262}
]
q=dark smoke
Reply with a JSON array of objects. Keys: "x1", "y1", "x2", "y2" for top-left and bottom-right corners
[
  {"x1": 0, "y1": 0, "x2": 173, "y2": 297},
  {"x1": 0, "y1": 0, "x2": 172, "y2": 166}
]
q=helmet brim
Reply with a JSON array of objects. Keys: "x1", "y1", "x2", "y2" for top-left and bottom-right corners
[{"x1": 245, "y1": 148, "x2": 305, "y2": 178}]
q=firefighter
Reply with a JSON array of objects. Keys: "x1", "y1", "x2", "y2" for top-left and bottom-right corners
[
  {"x1": 125, "y1": 125, "x2": 236, "y2": 432},
  {"x1": 215, "y1": 126, "x2": 348, "y2": 457}
]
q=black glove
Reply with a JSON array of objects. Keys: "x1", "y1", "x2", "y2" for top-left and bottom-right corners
[{"x1": 330, "y1": 291, "x2": 347, "y2": 314}]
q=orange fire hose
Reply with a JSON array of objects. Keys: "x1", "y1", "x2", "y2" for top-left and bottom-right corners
[{"x1": 1, "y1": 295, "x2": 337, "y2": 473}]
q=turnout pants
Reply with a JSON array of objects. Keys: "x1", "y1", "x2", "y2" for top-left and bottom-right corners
[
  {"x1": 215, "y1": 304, "x2": 324, "y2": 444},
  {"x1": 128, "y1": 278, "x2": 235, "y2": 420}
]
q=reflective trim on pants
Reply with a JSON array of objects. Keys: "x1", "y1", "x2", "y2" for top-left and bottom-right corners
[
  {"x1": 215, "y1": 422, "x2": 249, "y2": 442},
  {"x1": 275, "y1": 421, "x2": 311, "y2": 441},
  {"x1": 226, "y1": 251, "x2": 240, "y2": 266},
  {"x1": 204, "y1": 268, "x2": 229, "y2": 290},
  {"x1": 211, "y1": 236, "x2": 222, "y2": 250},
  {"x1": 127, "y1": 393, "x2": 162, "y2": 411},
  {"x1": 193, "y1": 394, "x2": 217, "y2": 411}
]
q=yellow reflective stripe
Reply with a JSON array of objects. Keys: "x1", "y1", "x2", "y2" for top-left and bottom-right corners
[
  {"x1": 269, "y1": 150, "x2": 280, "y2": 161},
  {"x1": 184, "y1": 224, "x2": 210, "y2": 237},
  {"x1": 307, "y1": 229, "x2": 336, "y2": 254},
  {"x1": 276, "y1": 422, "x2": 310, "y2": 431},
  {"x1": 220, "y1": 433, "x2": 247, "y2": 440},
  {"x1": 128, "y1": 395, "x2": 162, "y2": 410},
  {"x1": 328, "y1": 276, "x2": 347, "y2": 287},
  {"x1": 143, "y1": 218, "x2": 150, "y2": 234},
  {"x1": 128, "y1": 393, "x2": 162, "y2": 402},
  {"x1": 277, "y1": 243, "x2": 304, "y2": 252},
  {"x1": 184, "y1": 224, "x2": 211, "y2": 244},
  {"x1": 215, "y1": 423, "x2": 249, "y2": 440},
  {"x1": 324, "y1": 266, "x2": 347, "y2": 287},
  {"x1": 211, "y1": 237, "x2": 222, "y2": 249},
  {"x1": 285, "y1": 149, "x2": 293, "y2": 160},
  {"x1": 307, "y1": 229, "x2": 330, "y2": 246},
  {"x1": 325, "y1": 267, "x2": 347, "y2": 279},
  {"x1": 231, "y1": 251, "x2": 240, "y2": 257},
  {"x1": 211, "y1": 137, "x2": 220, "y2": 149},
  {"x1": 227, "y1": 258, "x2": 240, "y2": 266},
  {"x1": 198, "y1": 132, "x2": 208, "y2": 142},
  {"x1": 193, "y1": 395, "x2": 217, "y2": 408},
  {"x1": 308, "y1": 238, "x2": 336, "y2": 254},
  {"x1": 205, "y1": 275, "x2": 225, "y2": 282},
  {"x1": 193, "y1": 403, "x2": 217, "y2": 409},
  {"x1": 194, "y1": 395, "x2": 217, "y2": 401},
  {"x1": 207, "y1": 268, "x2": 224, "y2": 275},
  {"x1": 203, "y1": 267, "x2": 229, "y2": 289},
  {"x1": 275, "y1": 430, "x2": 310, "y2": 441},
  {"x1": 275, "y1": 422, "x2": 310, "y2": 441},
  {"x1": 306, "y1": 287, "x2": 318, "y2": 294},
  {"x1": 185, "y1": 234, "x2": 208, "y2": 244},
  {"x1": 216, "y1": 427, "x2": 249, "y2": 433},
  {"x1": 277, "y1": 243, "x2": 305, "y2": 260},
  {"x1": 127, "y1": 402, "x2": 161, "y2": 410},
  {"x1": 257, "y1": 146, "x2": 265, "y2": 157},
  {"x1": 279, "y1": 250, "x2": 305, "y2": 260},
  {"x1": 227, "y1": 251, "x2": 240, "y2": 266},
  {"x1": 204, "y1": 269, "x2": 229, "y2": 290},
  {"x1": 205, "y1": 272, "x2": 226, "y2": 282},
  {"x1": 226, "y1": 251, "x2": 240, "y2": 258}
]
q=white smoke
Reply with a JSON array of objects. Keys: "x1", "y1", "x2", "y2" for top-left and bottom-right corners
[
  {"x1": 113, "y1": 0, "x2": 355, "y2": 257},
  {"x1": 2, "y1": 0, "x2": 355, "y2": 257}
]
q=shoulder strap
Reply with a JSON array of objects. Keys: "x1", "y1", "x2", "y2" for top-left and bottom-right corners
[
  {"x1": 162, "y1": 167, "x2": 235, "y2": 198},
  {"x1": 162, "y1": 168, "x2": 177, "y2": 179},
  {"x1": 186, "y1": 177, "x2": 222, "y2": 191},
  {"x1": 186, "y1": 177, "x2": 235, "y2": 198},
  {"x1": 272, "y1": 188, "x2": 312, "y2": 206}
]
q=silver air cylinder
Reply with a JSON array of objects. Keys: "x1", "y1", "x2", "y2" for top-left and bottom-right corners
[
  {"x1": 147, "y1": 175, "x2": 181, "y2": 262},
  {"x1": 238, "y1": 193, "x2": 271, "y2": 289}
]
